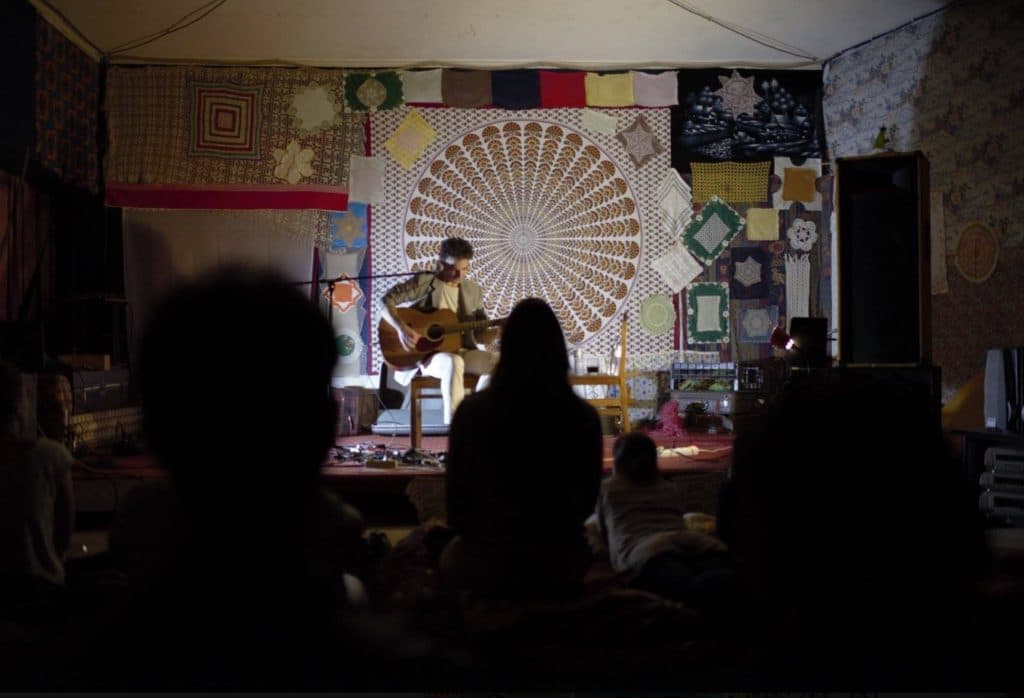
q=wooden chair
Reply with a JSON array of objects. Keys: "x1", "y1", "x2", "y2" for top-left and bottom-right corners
[
  {"x1": 409, "y1": 373, "x2": 479, "y2": 450},
  {"x1": 569, "y1": 314, "x2": 632, "y2": 433}
]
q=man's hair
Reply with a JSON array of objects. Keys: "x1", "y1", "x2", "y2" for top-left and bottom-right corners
[
  {"x1": 439, "y1": 237, "x2": 474, "y2": 262},
  {"x1": 612, "y1": 431, "x2": 660, "y2": 483},
  {"x1": 0, "y1": 359, "x2": 22, "y2": 429}
]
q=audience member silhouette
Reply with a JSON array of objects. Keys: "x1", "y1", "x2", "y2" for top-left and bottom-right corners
[
  {"x1": 49, "y1": 268, "x2": 455, "y2": 690},
  {"x1": 596, "y1": 431, "x2": 737, "y2": 612},
  {"x1": 718, "y1": 375, "x2": 986, "y2": 686},
  {"x1": 0, "y1": 360, "x2": 75, "y2": 619},
  {"x1": 443, "y1": 297, "x2": 603, "y2": 600}
]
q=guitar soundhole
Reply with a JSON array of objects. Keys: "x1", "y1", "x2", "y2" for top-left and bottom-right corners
[{"x1": 425, "y1": 324, "x2": 444, "y2": 342}]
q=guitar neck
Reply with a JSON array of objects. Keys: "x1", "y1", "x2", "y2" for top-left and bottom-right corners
[{"x1": 447, "y1": 317, "x2": 502, "y2": 334}]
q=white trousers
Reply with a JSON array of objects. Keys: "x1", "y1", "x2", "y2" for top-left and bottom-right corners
[{"x1": 420, "y1": 349, "x2": 498, "y2": 424}]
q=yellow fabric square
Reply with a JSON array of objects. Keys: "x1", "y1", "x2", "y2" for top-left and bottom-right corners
[
  {"x1": 782, "y1": 167, "x2": 817, "y2": 202},
  {"x1": 691, "y1": 161, "x2": 770, "y2": 203},
  {"x1": 745, "y1": 207, "x2": 779, "y2": 240},
  {"x1": 384, "y1": 108, "x2": 436, "y2": 170},
  {"x1": 585, "y1": 73, "x2": 634, "y2": 107}
]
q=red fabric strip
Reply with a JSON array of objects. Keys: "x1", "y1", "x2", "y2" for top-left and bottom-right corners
[
  {"x1": 105, "y1": 184, "x2": 348, "y2": 211},
  {"x1": 539, "y1": 70, "x2": 586, "y2": 108}
]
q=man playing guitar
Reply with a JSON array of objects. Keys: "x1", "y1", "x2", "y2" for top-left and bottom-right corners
[{"x1": 380, "y1": 237, "x2": 499, "y2": 426}]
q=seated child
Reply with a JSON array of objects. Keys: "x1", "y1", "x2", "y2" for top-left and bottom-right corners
[{"x1": 595, "y1": 431, "x2": 737, "y2": 611}]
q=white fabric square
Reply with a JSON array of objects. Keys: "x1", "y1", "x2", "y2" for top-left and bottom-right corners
[
  {"x1": 399, "y1": 69, "x2": 443, "y2": 104},
  {"x1": 650, "y1": 243, "x2": 702, "y2": 293},
  {"x1": 348, "y1": 155, "x2": 385, "y2": 205},
  {"x1": 696, "y1": 295, "x2": 722, "y2": 333},
  {"x1": 694, "y1": 212, "x2": 730, "y2": 254},
  {"x1": 658, "y1": 168, "x2": 691, "y2": 239},
  {"x1": 580, "y1": 109, "x2": 619, "y2": 134}
]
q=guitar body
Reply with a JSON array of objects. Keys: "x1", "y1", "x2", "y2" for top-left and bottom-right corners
[{"x1": 378, "y1": 307, "x2": 467, "y2": 370}]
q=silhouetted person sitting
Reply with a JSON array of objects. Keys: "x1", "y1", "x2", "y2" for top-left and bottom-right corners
[
  {"x1": 718, "y1": 376, "x2": 986, "y2": 686},
  {"x1": 443, "y1": 297, "x2": 603, "y2": 600},
  {"x1": 52, "y1": 268, "x2": 450, "y2": 690},
  {"x1": 0, "y1": 360, "x2": 74, "y2": 621},
  {"x1": 596, "y1": 431, "x2": 737, "y2": 612}
]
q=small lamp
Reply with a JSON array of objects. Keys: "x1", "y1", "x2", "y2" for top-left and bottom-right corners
[{"x1": 771, "y1": 318, "x2": 829, "y2": 367}]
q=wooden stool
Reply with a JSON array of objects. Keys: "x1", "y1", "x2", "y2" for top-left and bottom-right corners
[{"x1": 409, "y1": 373, "x2": 478, "y2": 450}]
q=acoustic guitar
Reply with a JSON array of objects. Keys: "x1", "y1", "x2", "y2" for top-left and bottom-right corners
[{"x1": 378, "y1": 307, "x2": 503, "y2": 370}]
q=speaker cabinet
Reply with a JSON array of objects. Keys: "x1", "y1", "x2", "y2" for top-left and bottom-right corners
[{"x1": 836, "y1": 152, "x2": 930, "y2": 365}]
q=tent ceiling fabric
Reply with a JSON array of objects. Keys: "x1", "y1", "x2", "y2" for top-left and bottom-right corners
[{"x1": 38, "y1": 0, "x2": 947, "y2": 68}]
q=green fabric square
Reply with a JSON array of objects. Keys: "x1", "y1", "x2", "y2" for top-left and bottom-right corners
[{"x1": 681, "y1": 196, "x2": 744, "y2": 265}]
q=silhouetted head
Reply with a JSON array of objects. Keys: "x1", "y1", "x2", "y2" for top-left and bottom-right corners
[
  {"x1": 0, "y1": 359, "x2": 23, "y2": 434},
  {"x1": 612, "y1": 431, "x2": 660, "y2": 484},
  {"x1": 139, "y1": 267, "x2": 338, "y2": 502},
  {"x1": 721, "y1": 374, "x2": 984, "y2": 667},
  {"x1": 491, "y1": 298, "x2": 570, "y2": 392}
]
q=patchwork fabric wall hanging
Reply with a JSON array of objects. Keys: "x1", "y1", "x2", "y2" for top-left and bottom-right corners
[
  {"x1": 492, "y1": 70, "x2": 542, "y2": 110},
  {"x1": 657, "y1": 168, "x2": 692, "y2": 238},
  {"x1": 738, "y1": 305, "x2": 779, "y2": 343},
  {"x1": 270, "y1": 139, "x2": 314, "y2": 183},
  {"x1": 730, "y1": 246, "x2": 769, "y2": 299},
  {"x1": 744, "y1": 206, "x2": 780, "y2": 240},
  {"x1": 672, "y1": 68, "x2": 824, "y2": 173},
  {"x1": 320, "y1": 248, "x2": 368, "y2": 378},
  {"x1": 441, "y1": 70, "x2": 492, "y2": 107},
  {"x1": 626, "y1": 372, "x2": 663, "y2": 423},
  {"x1": 288, "y1": 81, "x2": 343, "y2": 134},
  {"x1": 581, "y1": 109, "x2": 619, "y2": 134},
  {"x1": 399, "y1": 69, "x2": 443, "y2": 104},
  {"x1": 35, "y1": 16, "x2": 99, "y2": 191},
  {"x1": 105, "y1": 65, "x2": 362, "y2": 220},
  {"x1": 650, "y1": 243, "x2": 702, "y2": 294},
  {"x1": 681, "y1": 196, "x2": 745, "y2": 265},
  {"x1": 686, "y1": 282, "x2": 730, "y2": 345},
  {"x1": 328, "y1": 204, "x2": 368, "y2": 251},
  {"x1": 632, "y1": 70, "x2": 679, "y2": 108},
  {"x1": 616, "y1": 115, "x2": 665, "y2": 167},
  {"x1": 347, "y1": 155, "x2": 386, "y2": 205},
  {"x1": 345, "y1": 72, "x2": 403, "y2": 111},
  {"x1": 539, "y1": 70, "x2": 586, "y2": 108},
  {"x1": 585, "y1": 72, "x2": 635, "y2": 107},
  {"x1": 690, "y1": 160, "x2": 770, "y2": 203},
  {"x1": 369, "y1": 107, "x2": 673, "y2": 367},
  {"x1": 786, "y1": 217, "x2": 819, "y2": 251},
  {"x1": 383, "y1": 108, "x2": 436, "y2": 170},
  {"x1": 640, "y1": 294, "x2": 676, "y2": 335},
  {"x1": 188, "y1": 81, "x2": 264, "y2": 159},
  {"x1": 784, "y1": 253, "x2": 811, "y2": 329},
  {"x1": 773, "y1": 156, "x2": 822, "y2": 210}
]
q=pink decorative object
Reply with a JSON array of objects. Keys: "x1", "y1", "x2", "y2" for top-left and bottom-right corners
[{"x1": 645, "y1": 399, "x2": 686, "y2": 437}]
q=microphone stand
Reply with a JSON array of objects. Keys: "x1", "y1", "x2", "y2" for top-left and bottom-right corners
[{"x1": 291, "y1": 269, "x2": 420, "y2": 329}]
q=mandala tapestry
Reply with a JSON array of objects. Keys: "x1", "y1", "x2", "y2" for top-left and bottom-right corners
[{"x1": 369, "y1": 107, "x2": 673, "y2": 371}]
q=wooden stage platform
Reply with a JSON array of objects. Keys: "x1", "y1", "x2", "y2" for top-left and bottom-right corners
[{"x1": 73, "y1": 431, "x2": 734, "y2": 524}]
